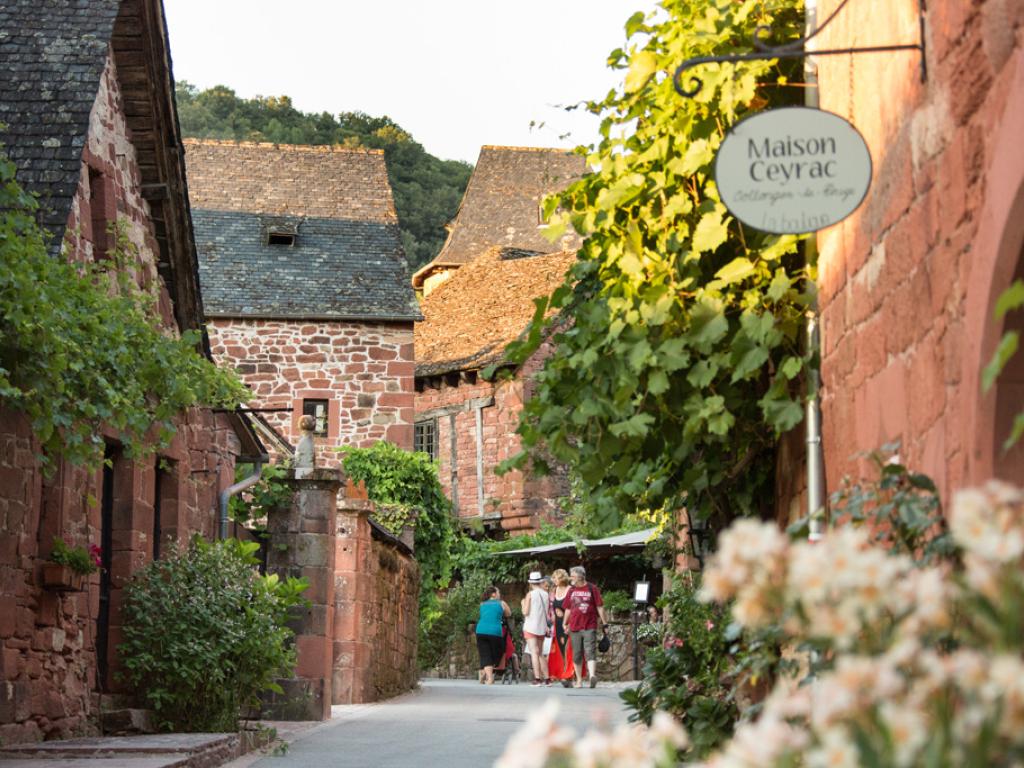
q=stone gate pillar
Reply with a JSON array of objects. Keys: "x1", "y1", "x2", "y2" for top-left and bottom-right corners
[
  {"x1": 332, "y1": 486, "x2": 374, "y2": 704},
  {"x1": 263, "y1": 469, "x2": 341, "y2": 720}
]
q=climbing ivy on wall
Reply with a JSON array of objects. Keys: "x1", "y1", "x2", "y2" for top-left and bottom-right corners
[
  {"x1": 501, "y1": 0, "x2": 810, "y2": 529},
  {"x1": 0, "y1": 151, "x2": 247, "y2": 468},
  {"x1": 339, "y1": 441, "x2": 454, "y2": 594}
]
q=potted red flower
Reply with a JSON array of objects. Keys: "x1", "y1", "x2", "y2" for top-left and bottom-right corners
[{"x1": 42, "y1": 538, "x2": 101, "y2": 592}]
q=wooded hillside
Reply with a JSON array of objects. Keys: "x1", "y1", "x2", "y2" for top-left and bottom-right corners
[{"x1": 175, "y1": 83, "x2": 472, "y2": 269}]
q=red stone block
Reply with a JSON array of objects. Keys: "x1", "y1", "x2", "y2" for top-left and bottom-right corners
[
  {"x1": 294, "y1": 635, "x2": 328, "y2": 679},
  {"x1": 386, "y1": 362, "x2": 415, "y2": 377}
]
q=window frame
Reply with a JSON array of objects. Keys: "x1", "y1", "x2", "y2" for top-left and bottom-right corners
[{"x1": 414, "y1": 418, "x2": 439, "y2": 460}]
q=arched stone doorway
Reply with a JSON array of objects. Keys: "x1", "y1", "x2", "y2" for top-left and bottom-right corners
[
  {"x1": 962, "y1": 51, "x2": 1024, "y2": 487},
  {"x1": 993, "y1": 244, "x2": 1024, "y2": 482}
]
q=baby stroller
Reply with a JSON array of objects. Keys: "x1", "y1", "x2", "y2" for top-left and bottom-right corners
[{"x1": 495, "y1": 617, "x2": 521, "y2": 684}]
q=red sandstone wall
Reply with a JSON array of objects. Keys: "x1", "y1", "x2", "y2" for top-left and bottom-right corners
[
  {"x1": 208, "y1": 319, "x2": 415, "y2": 466},
  {"x1": 415, "y1": 353, "x2": 567, "y2": 533},
  {"x1": 812, "y1": 0, "x2": 1024, "y2": 501},
  {"x1": 367, "y1": 538, "x2": 419, "y2": 700},
  {"x1": 0, "y1": 55, "x2": 238, "y2": 744}
]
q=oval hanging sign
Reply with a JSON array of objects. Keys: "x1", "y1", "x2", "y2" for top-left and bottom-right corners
[{"x1": 714, "y1": 107, "x2": 872, "y2": 234}]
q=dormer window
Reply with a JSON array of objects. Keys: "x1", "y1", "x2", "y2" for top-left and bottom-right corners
[
  {"x1": 261, "y1": 217, "x2": 301, "y2": 247},
  {"x1": 267, "y1": 231, "x2": 296, "y2": 246}
]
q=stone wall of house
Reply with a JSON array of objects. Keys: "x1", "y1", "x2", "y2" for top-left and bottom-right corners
[
  {"x1": 0, "y1": 407, "x2": 239, "y2": 745},
  {"x1": 209, "y1": 319, "x2": 415, "y2": 465},
  {"x1": 415, "y1": 353, "x2": 567, "y2": 533},
  {"x1": 0, "y1": 54, "x2": 239, "y2": 745},
  {"x1": 789, "y1": 0, "x2": 1024, "y2": 508}
]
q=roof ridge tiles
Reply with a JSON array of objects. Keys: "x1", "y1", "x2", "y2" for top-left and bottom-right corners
[
  {"x1": 479, "y1": 144, "x2": 578, "y2": 153},
  {"x1": 181, "y1": 138, "x2": 384, "y2": 155}
]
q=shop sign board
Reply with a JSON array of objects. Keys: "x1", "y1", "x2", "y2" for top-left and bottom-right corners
[{"x1": 714, "y1": 107, "x2": 872, "y2": 234}]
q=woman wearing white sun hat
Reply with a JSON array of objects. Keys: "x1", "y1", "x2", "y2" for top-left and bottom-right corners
[{"x1": 521, "y1": 571, "x2": 551, "y2": 686}]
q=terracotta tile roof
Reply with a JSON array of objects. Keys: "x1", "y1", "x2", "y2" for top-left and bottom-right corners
[
  {"x1": 184, "y1": 139, "x2": 397, "y2": 222},
  {"x1": 412, "y1": 145, "x2": 585, "y2": 287},
  {"x1": 186, "y1": 140, "x2": 418, "y2": 320},
  {"x1": 415, "y1": 247, "x2": 576, "y2": 377}
]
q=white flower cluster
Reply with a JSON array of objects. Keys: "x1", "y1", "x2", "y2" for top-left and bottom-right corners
[
  {"x1": 694, "y1": 480, "x2": 1024, "y2": 767},
  {"x1": 493, "y1": 699, "x2": 688, "y2": 768},
  {"x1": 700, "y1": 520, "x2": 950, "y2": 648}
]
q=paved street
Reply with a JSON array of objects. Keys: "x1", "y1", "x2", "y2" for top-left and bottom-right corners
[{"x1": 248, "y1": 679, "x2": 634, "y2": 768}]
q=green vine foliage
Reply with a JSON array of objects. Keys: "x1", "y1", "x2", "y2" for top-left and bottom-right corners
[
  {"x1": 0, "y1": 151, "x2": 247, "y2": 468},
  {"x1": 500, "y1": 0, "x2": 809, "y2": 530},
  {"x1": 228, "y1": 462, "x2": 294, "y2": 527},
  {"x1": 119, "y1": 538, "x2": 308, "y2": 732},
  {"x1": 339, "y1": 441, "x2": 455, "y2": 605},
  {"x1": 789, "y1": 443, "x2": 956, "y2": 567}
]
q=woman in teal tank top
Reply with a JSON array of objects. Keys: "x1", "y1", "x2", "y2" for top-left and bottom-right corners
[{"x1": 476, "y1": 586, "x2": 510, "y2": 684}]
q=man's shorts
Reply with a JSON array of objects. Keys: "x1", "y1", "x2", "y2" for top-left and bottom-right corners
[{"x1": 570, "y1": 628, "x2": 597, "y2": 661}]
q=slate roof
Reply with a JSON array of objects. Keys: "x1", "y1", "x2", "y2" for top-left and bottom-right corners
[
  {"x1": 0, "y1": 0, "x2": 121, "y2": 246},
  {"x1": 185, "y1": 140, "x2": 419, "y2": 321},
  {"x1": 412, "y1": 145, "x2": 586, "y2": 288},
  {"x1": 194, "y1": 210, "x2": 418, "y2": 320},
  {"x1": 415, "y1": 247, "x2": 576, "y2": 377}
]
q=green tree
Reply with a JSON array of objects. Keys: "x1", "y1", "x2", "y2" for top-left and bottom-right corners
[
  {"x1": 176, "y1": 83, "x2": 472, "y2": 269},
  {"x1": 501, "y1": 0, "x2": 809, "y2": 530}
]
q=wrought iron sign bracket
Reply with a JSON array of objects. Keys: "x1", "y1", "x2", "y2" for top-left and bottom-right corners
[{"x1": 673, "y1": 0, "x2": 927, "y2": 98}]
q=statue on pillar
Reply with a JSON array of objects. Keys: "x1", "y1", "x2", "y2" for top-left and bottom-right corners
[{"x1": 295, "y1": 414, "x2": 316, "y2": 479}]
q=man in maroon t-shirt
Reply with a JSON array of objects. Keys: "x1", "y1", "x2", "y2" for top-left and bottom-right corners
[{"x1": 563, "y1": 565, "x2": 608, "y2": 688}]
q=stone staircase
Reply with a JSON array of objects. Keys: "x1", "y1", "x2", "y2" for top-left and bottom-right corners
[{"x1": 0, "y1": 733, "x2": 242, "y2": 768}]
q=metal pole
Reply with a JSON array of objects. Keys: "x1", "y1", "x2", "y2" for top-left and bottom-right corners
[
  {"x1": 632, "y1": 609, "x2": 640, "y2": 681},
  {"x1": 804, "y1": 0, "x2": 827, "y2": 542}
]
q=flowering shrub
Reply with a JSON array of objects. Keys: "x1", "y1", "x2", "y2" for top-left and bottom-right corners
[
  {"x1": 50, "y1": 537, "x2": 101, "y2": 575},
  {"x1": 697, "y1": 481, "x2": 1024, "y2": 767},
  {"x1": 497, "y1": 482, "x2": 1024, "y2": 767},
  {"x1": 494, "y1": 699, "x2": 688, "y2": 768}
]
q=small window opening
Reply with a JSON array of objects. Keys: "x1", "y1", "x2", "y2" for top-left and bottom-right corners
[
  {"x1": 302, "y1": 399, "x2": 329, "y2": 436},
  {"x1": 267, "y1": 232, "x2": 296, "y2": 246},
  {"x1": 414, "y1": 419, "x2": 439, "y2": 461},
  {"x1": 89, "y1": 167, "x2": 110, "y2": 260}
]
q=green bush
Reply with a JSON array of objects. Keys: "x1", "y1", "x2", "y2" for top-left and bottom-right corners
[
  {"x1": 119, "y1": 538, "x2": 308, "y2": 732},
  {"x1": 601, "y1": 589, "x2": 634, "y2": 615}
]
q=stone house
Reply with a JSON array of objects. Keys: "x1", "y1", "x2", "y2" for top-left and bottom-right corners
[
  {"x1": 415, "y1": 247, "x2": 575, "y2": 533},
  {"x1": 184, "y1": 140, "x2": 421, "y2": 466},
  {"x1": 410, "y1": 145, "x2": 585, "y2": 297},
  {"x1": 778, "y1": 0, "x2": 1024, "y2": 517},
  {"x1": 0, "y1": 0, "x2": 262, "y2": 744}
]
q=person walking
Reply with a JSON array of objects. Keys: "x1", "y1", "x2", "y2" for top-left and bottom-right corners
[
  {"x1": 521, "y1": 571, "x2": 551, "y2": 686},
  {"x1": 475, "y1": 586, "x2": 511, "y2": 685},
  {"x1": 546, "y1": 568, "x2": 575, "y2": 687},
  {"x1": 562, "y1": 565, "x2": 607, "y2": 689}
]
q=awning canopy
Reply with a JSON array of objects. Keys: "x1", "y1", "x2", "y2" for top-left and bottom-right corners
[{"x1": 494, "y1": 528, "x2": 658, "y2": 559}]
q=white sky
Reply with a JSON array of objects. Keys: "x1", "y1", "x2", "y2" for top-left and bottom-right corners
[{"x1": 162, "y1": 1, "x2": 657, "y2": 164}]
